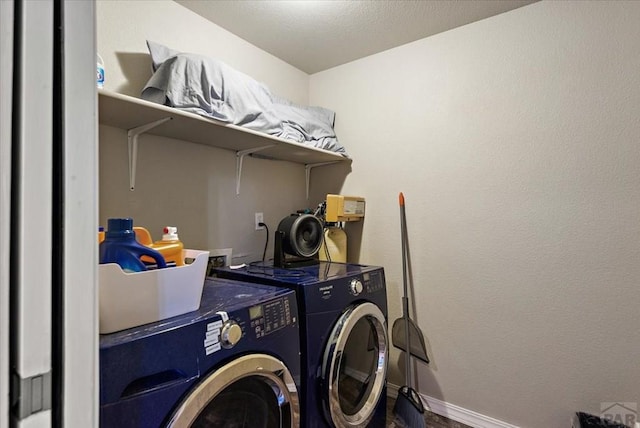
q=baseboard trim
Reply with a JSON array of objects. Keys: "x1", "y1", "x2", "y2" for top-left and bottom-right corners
[{"x1": 387, "y1": 383, "x2": 519, "y2": 428}]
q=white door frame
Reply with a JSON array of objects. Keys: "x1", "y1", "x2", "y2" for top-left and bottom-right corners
[
  {"x1": 0, "y1": 1, "x2": 98, "y2": 426},
  {"x1": 0, "y1": 1, "x2": 15, "y2": 427},
  {"x1": 62, "y1": 1, "x2": 99, "y2": 426}
]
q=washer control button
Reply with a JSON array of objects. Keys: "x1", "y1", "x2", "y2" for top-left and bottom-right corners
[
  {"x1": 349, "y1": 279, "x2": 364, "y2": 296},
  {"x1": 220, "y1": 321, "x2": 242, "y2": 348}
]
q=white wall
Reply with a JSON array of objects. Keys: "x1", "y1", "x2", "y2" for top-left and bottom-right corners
[
  {"x1": 310, "y1": 1, "x2": 640, "y2": 427},
  {"x1": 96, "y1": 0, "x2": 332, "y2": 262}
]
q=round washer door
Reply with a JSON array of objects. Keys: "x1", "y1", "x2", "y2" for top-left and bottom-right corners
[
  {"x1": 321, "y1": 302, "x2": 388, "y2": 427},
  {"x1": 166, "y1": 354, "x2": 299, "y2": 428}
]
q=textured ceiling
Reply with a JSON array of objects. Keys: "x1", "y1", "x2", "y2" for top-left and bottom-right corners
[{"x1": 175, "y1": 0, "x2": 537, "y2": 74}]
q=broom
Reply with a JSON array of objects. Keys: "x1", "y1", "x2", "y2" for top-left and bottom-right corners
[{"x1": 393, "y1": 192, "x2": 426, "y2": 428}]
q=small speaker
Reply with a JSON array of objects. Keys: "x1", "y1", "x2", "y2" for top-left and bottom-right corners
[{"x1": 274, "y1": 214, "x2": 323, "y2": 268}]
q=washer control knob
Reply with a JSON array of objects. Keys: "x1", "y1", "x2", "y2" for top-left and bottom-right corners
[
  {"x1": 220, "y1": 321, "x2": 242, "y2": 348},
  {"x1": 349, "y1": 279, "x2": 364, "y2": 296}
]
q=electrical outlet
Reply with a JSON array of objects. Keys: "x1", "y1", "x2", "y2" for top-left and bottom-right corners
[{"x1": 255, "y1": 212, "x2": 264, "y2": 230}]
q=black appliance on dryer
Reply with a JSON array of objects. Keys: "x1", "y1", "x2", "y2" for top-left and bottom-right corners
[{"x1": 214, "y1": 262, "x2": 389, "y2": 428}]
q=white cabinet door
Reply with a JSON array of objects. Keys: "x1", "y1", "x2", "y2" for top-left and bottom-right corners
[{"x1": 12, "y1": 1, "x2": 54, "y2": 424}]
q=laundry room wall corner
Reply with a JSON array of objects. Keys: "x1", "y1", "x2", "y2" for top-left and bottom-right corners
[{"x1": 309, "y1": 1, "x2": 640, "y2": 427}]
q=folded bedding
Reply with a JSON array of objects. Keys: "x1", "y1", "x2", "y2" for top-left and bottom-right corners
[{"x1": 141, "y1": 41, "x2": 348, "y2": 157}]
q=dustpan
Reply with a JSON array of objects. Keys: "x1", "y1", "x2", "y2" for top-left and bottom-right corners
[
  {"x1": 391, "y1": 191, "x2": 430, "y2": 365},
  {"x1": 392, "y1": 192, "x2": 427, "y2": 428},
  {"x1": 391, "y1": 317, "x2": 429, "y2": 364}
]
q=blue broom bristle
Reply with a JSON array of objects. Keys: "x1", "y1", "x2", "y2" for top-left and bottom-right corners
[{"x1": 393, "y1": 387, "x2": 426, "y2": 428}]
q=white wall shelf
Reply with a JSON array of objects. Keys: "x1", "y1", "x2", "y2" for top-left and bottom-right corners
[{"x1": 98, "y1": 89, "x2": 349, "y2": 195}]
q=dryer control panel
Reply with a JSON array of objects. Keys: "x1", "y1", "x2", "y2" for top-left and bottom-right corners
[
  {"x1": 250, "y1": 295, "x2": 295, "y2": 339},
  {"x1": 363, "y1": 270, "x2": 385, "y2": 293},
  {"x1": 202, "y1": 289, "x2": 297, "y2": 356}
]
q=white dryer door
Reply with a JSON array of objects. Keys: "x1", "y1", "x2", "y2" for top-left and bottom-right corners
[
  {"x1": 166, "y1": 354, "x2": 299, "y2": 428},
  {"x1": 321, "y1": 302, "x2": 388, "y2": 428}
]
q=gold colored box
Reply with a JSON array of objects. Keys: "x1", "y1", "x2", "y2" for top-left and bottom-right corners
[{"x1": 325, "y1": 194, "x2": 365, "y2": 222}]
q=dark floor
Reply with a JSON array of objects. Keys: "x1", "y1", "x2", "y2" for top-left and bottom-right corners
[
  {"x1": 338, "y1": 373, "x2": 471, "y2": 427},
  {"x1": 386, "y1": 396, "x2": 472, "y2": 428}
]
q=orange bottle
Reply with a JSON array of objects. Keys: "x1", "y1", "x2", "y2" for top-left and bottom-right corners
[
  {"x1": 133, "y1": 226, "x2": 153, "y2": 246},
  {"x1": 146, "y1": 226, "x2": 184, "y2": 267}
]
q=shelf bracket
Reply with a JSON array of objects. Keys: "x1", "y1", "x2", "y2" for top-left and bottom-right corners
[
  {"x1": 235, "y1": 145, "x2": 276, "y2": 195},
  {"x1": 305, "y1": 161, "x2": 340, "y2": 200},
  {"x1": 127, "y1": 117, "x2": 172, "y2": 191}
]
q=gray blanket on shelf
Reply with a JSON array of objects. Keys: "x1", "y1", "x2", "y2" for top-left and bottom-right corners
[{"x1": 141, "y1": 41, "x2": 348, "y2": 157}]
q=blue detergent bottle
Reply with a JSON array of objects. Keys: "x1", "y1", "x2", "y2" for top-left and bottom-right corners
[{"x1": 99, "y1": 218, "x2": 167, "y2": 272}]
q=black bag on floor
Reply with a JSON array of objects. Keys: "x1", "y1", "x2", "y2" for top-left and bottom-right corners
[{"x1": 574, "y1": 412, "x2": 631, "y2": 428}]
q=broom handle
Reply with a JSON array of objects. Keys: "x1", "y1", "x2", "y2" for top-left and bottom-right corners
[{"x1": 400, "y1": 193, "x2": 412, "y2": 388}]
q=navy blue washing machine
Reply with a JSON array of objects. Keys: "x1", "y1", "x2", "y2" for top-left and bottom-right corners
[
  {"x1": 214, "y1": 262, "x2": 389, "y2": 428},
  {"x1": 100, "y1": 278, "x2": 301, "y2": 428}
]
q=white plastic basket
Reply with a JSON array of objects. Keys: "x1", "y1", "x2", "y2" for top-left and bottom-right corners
[{"x1": 99, "y1": 249, "x2": 210, "y2": 334}]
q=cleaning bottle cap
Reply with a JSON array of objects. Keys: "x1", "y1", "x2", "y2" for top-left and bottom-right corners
[
  {"x1": 162, "y1": 226, "x2": 179, "y2": 241},
  {"x1": 106, "y1": 218, "x2": 135, "y2": 239}
]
